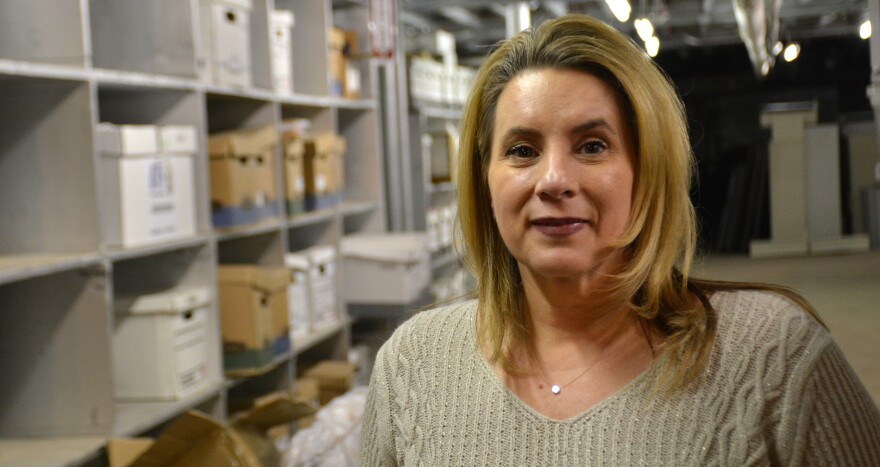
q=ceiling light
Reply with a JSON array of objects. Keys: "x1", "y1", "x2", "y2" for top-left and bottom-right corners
[
  {"x1": 645, "y1": 36, "x2": 659, "y2": 57},
  {"x1": 605, "y1": 0, "x2": 631, "y2": 22},
  {"x1": 634, "y1": 18, "x2": 654, "y2": 42},
  {"x1": 772, "y1": 41, "x2": 783, "y2": 56},
  {"x1": 783, "y1": 43, "x2": 800, "y2": 62},
  {"x1": 860, "y1": 20, "x2": 872, "y2": 40},
  {"x1": 761, "y1": 61, "x2": 770, "y2": 76}
]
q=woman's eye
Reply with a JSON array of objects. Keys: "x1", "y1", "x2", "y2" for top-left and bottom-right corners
[
  {"x1": 506, "y1": 144, "x2": 536, "y2": 159},
  {"x1": 581, "y1": 140, "x2": 608, "y2": 154}
]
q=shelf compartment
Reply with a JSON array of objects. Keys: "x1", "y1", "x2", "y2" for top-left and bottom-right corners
[
  {"x1": 0, "y1": 76, "x2": 100, "y2": 256},
  {"x1": 0, "y1": 269, "x2": 114, "y2": 436},
  {"x1": 217, "y1": 229, "x2": 286, "y2": 266},
  {"x1": 0, "y1": 1, "x2": 87, "y2": 66},
  {"x1": 277, "y1": 0, "x2": 332, "y2": 96},
  {"x1": 105, "y1": 235, "x2": 212, "y2": 263},
  {"x1": 89, "y1": 0, "x2": 198, "y2": 77},
  {"x1": 0, "y1": 437, "x2": 105, "y2": 467},
  {"x1": 113, "y1": 382, "x2": 223, "y2": 437},
  {"x1": 96, "y1": 87, "x2": 212, "y2": 236}
]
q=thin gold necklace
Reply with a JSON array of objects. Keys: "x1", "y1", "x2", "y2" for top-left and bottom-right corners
[{"x1": 535, "y1": 318, "x2": 655, "y2": 395}]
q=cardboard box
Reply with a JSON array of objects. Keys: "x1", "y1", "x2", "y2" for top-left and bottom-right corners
[
  {"x1": 282, "y1": 134, "x2": 307, "y2": 215},
  {"x1": 305, "y1": 245, "x2": 338, "y2": 328},
  {"x1": 304, "y1": 360, "x2": 356, "y2": 405},
  {"x1": 329, "y1": 27, "x2": 347, "y2": 97},
  {"x1": 218, "y1": 265, "x2": 290, "y2": 374},
  {"x1": 270, "y1": 10, "x2": 294, "y2": 94},
  {"x1": 340, "y1": 233, "x2": 430, "y2": 304},
  {"x1": 99, "y1": 124, "x2": 197, "y2": 248},
  {"x1": 284, "y1": 252, "x2": 312, "y2": 342},
  {"x1": 110, "y1": 391, "x2": 317, "y2": 467},
  {"x1": 292, "y1": 376, "x2": 321, "y2": 428},
  {"x1": 200, "y1": 0, "x2": 252, "y2": 88},
  {"x1": 209, "y1": 125, "x2": 279, "y2": 227},
  {"x1": 303, "y1": 133, "x2": 346, "y2": 211},
  {"x1": 112, "y1": 286, "x2": 214, "y2": 400}
]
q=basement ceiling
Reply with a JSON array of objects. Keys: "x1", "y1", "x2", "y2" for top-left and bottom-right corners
[{"x1": 400, "y1": 0, "x2": 869, "y2": 65}]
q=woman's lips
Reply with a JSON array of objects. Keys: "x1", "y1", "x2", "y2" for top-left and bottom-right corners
[{"x1": 530, "y1": 217, "x2": 589, "y2": 236}]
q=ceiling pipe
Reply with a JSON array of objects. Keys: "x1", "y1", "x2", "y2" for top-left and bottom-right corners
[{"x1": 733, "y1": 0, "x2": 783, "y2": 77}]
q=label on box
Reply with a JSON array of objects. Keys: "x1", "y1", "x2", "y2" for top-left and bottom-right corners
[
  {"x1": 316, "y1": 174, "x2": 327, "y2": 192},
  {"x1": 296, "y1": 176, "x2": 304, "y2": 193},
  {"x1": 145, "y1": 159, "x2": 178, "y2": 237}
]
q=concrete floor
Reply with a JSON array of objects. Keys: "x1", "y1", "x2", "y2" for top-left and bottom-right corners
[{"x1": 694, "y1": 250, "x2": 880, "y2": 405}]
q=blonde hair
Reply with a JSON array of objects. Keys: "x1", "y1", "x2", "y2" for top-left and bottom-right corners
[{"x1": 457, "y1": 14, "x2": 819, "y2": 390}]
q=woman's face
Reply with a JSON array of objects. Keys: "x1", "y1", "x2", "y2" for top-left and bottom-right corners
[{"x1": 487, "y1": 68, "x2": 636, "y2": 282}]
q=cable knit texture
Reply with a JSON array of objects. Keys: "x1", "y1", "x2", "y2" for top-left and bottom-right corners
[{"x1": 360, "y1": 290, "x2": 880, "y2": 466}]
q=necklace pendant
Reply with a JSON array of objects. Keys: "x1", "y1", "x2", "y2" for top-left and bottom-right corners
[{"x1": 551, "y1": 385, "x2": 561, "y2": 394}]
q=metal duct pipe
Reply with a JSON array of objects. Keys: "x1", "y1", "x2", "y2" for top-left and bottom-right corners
[{"x1": 733, "y1": 0, "x2": 783, "y2": 77}]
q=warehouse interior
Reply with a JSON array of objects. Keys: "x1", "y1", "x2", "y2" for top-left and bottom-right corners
[{"x1": 0, "y1": 0, "x2": 877, "y2": 465}]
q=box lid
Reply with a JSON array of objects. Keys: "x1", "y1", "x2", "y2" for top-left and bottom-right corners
[
  {"x1": 218, "y1": 265, "x2": 290, "y2": 292},
  {"x1": 210, "y1": 0, "x2": 253, "y2": 11},
  {"x1": 312, "y1": 132, "x2": 346, "y2": 156},
  {"x1": 208, "y1": 126, "x2": 276, "y2": 159},
  {"x1": 341, "y1": 233, "x2": 429, "y2": 263},
  {"x1": 97, "y1": 123, "x2": 159, "y2": 156},
  {"x1": 116, "y1": 285, "x2": 212, "y2": 315},
  {"x1": 271, "y1": 9, "x2": 294, "y2": 27},
  {"x1": 306, "y1": 245, "x2": 336, "y2": 264},
  {"x1": 231, "y1": 391, "x2": 317, "y2": 431},
  {"x1": 284, "y1": 252, "x2": 310, "y2": 270}
]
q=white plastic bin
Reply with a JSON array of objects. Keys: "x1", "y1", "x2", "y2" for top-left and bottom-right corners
[
  {"x1": 112, "y1": 285, "x2": 214, "y2": 400},
  {"x1": 340, "y1": 233, "x2": 430, "y2": 304},
  {"x1": 285, "y1": 251, "x2": 312, "y2": 342},
  {"x1": 306, "y1": 245, "x2": 338, "y2": 328}
]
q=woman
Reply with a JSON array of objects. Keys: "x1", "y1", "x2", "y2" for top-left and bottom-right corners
[{"x1": 361, "y1": 14, "x2": 880, "y2": 465}]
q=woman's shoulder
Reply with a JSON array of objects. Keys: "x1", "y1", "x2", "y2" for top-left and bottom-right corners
[
  {"x1": 380, "y1": 298, "x2": 478, "y2": 354},
  {"x1": 709, "y1": 288, "x2": 831, "y2": 363}
]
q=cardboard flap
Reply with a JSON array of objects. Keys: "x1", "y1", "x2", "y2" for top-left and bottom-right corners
[
  {"x1": 108, "y1": 438, "x2": 154, "y2": 467},
  {"x1": 312, "y1": 133, "x2": 346, "y2": 156},
  {"x1": 208, "y1": 126, "x2": 277, "y2": 158},
  {"x1": 218, "y1": 265, "x2": 291, "y2": 292},
  {"x1": 231, "y1": 392, "x2": 318, "y2": 431},
  {"x1": 131, "y1": 410, "x2": 230, "y2": 467},
  {"x1": 283, "y1": 138, "x2": 305, "y2": 160}
]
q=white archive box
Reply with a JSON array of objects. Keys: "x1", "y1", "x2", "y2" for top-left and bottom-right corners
[
  {"x1": 340, "y1": 233, "x2": 430, "y2": 304},
  {"x1": 306, "y1": 245, "x2": 338, "y2": 328},
  {"x1": 112, "y1": 285, "x2": 215, "y2": 400},
  {"x1": 284, "y1": 251, "x2": 312, "y2": 341},
  {"x1": 159, "y1": 125, "x2": 199, "y2": 154},
  {"x1": 200, "y1": 0, "x2": 252, "y2": 88},
  {"x1": 98, "y1": 124, "x2": 197, "y2": 248},
  {"x1": 270, "y1": 9, "x2": 294, "y2": 95}
]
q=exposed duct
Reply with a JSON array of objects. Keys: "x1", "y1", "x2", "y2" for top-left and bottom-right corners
[{"x1": 733, "y1": 0, "x2": 784, "y2": 77}]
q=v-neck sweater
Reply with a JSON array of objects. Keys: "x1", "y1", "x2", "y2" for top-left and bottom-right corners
[{"x1": 360, "y1": 290, "x2": 880, "y2": 466}]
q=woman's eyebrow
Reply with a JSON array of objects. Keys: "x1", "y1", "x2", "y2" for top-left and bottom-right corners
[
  {"x1": 569, "y1": 118, "x2": 616, "y2": 137},
  {"x1": 499, "y1": 126, "x2": 542, "y2": 145}
]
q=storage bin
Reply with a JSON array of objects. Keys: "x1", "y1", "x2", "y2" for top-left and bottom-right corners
[
  {"x1": 306, "y1": 245, "x2": 338, "y2": 328},
  {"x1": 98, "y1": 123, "x2": 197, "y2": 248},
  {"x1": 284, "y1": 252, "x2": 312, "y2": 342},
  {"x1": 218, "y1": 265, "x2": 291, "y2": 373},
  {"x1": 209, "y1": 126, "x2": 279, "y2": 227},
  {"x1": 303, "y1": 133, "x2": 346, "y2": 211},
  {"x1": 283, "y1": 134, "x2": 307, "y2": 216},
  {"x1": 270, "y1": 10, "x2": 294, "y2": 95},
  {"x1": 199, "y1": 0, "x2": 252, "y2": 87},
  {"x1": 340, "y1": 233, "x2": 430, "y2": 304},
  {"x1": 112, "y1": 285, "x2": 214, "y2": 400}
]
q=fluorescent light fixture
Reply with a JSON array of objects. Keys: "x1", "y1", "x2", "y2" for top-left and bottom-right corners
[
  {"x1": 860, "y1": 19, "x2": 871, "y2": 40},
  {"x1": 605, "y1": 0, "x2": 631, "y2": 22},
  {"x1": 645, "y1": 36, "x2": 659, "y2": 57},
  {"x1": 634, "y1": 18, "x2": 654, "y2": 42},
  {"x1": 783, "y1": 43, "x2": 800, "y2": 62},
  {"x1": 761, "y1": 61, "x2": 770, "y2": 76}
]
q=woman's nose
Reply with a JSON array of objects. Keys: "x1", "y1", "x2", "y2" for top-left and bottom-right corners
[{"x1": 535, "y1": 149, "x2": 575, "y2": 200}]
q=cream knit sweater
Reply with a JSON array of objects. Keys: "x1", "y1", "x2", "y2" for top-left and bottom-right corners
[{"x1": 360, "y1": 290, "x2": 880, "y2": 466}]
